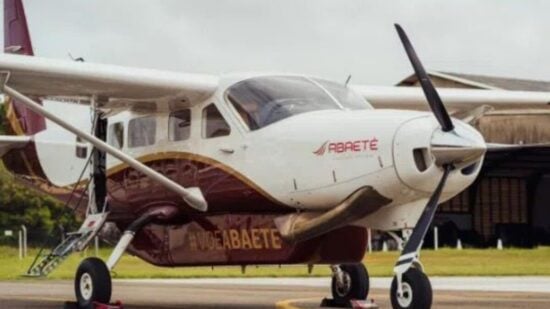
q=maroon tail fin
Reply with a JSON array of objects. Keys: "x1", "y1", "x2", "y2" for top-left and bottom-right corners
[
  {"x1": 2, "y1": 0, "x2": 46, "y2": 178},
  {"x1": 3, "y1": 0, "x2": 45, "y2": 135},
  {"x1": 4, "y1": 0, "x2": 34, "y2": 56}
]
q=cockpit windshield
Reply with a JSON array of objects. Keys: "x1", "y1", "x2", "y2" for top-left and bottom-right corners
[
  {"x1": 314, "y1": 79, "x2": 371, "y2": 111},
  {"x1": 225, "y1": 76, "x2": 372, "y2": 130}
]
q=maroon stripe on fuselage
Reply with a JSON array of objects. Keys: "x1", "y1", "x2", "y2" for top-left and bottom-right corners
[
  {"x1": 3, "y1": 148, "x2": 290, "y2": 219},
  {"x1": 107, "y1": 157, "x2": 291, "y2": 219},
  {"x1": 122, "y1": 214, "x2": 367, "y2": 267}
]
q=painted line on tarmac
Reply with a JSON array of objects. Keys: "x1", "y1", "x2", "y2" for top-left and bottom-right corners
[
  {"x1": 129, "y1": 277, "x2": 550, "y2": 293},
  {"x1": 276, "y1": 298, "x2": 317, "y2": 309},
  {"x1": 0, "y1": 295, "x2": 65, "y2": 302}
]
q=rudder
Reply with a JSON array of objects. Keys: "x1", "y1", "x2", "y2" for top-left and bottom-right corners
[{"x1": 2, "y1": 0, "x2": 46, "y2": 178}]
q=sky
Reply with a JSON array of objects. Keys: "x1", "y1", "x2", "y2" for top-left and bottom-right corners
[{"x1": 13, "y1": 0, "x2": 550, "y2": 85}]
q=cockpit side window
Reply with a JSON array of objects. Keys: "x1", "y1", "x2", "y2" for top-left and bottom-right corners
[
  {"x1": 128, "y1": 116, "x2": 156, "y2": 148},
  {"x1": 108, "y1": 122, "x2": 124, "y2": 149},
  {"x1": 203, "y1": 104, "x2": 231, "y2": 138}
]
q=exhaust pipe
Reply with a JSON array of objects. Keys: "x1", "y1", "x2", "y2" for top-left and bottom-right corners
[{"x1": 275, "y1": 186, "x2": 392, "y2": 243}]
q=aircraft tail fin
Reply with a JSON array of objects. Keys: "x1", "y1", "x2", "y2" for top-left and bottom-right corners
[
  {"x1": 4, "y1": 0, "x2": 34, "y2": 56},
  {"x1": 3, "y1": 0, "x2": 45, "y2": 136},
  {"x1": 2, "y1": 0, "x2": 46, "y2": 178}
]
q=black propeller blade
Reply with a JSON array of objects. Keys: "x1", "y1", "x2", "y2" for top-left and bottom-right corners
[
  {"x1": 394, "y1": 164, "x2": 452, "y2": 272},
  {"x1": 395, "y1": 24, "x2": 454, "y2": 132}
]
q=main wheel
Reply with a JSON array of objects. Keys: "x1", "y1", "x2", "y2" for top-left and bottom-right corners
[
  {"x1": 390, "y1": 268, "x2": 432, "y2": 309},
  {"x1": 75, "y1": 257, "x2": 112, "y2": 309},
  {"x1": 331, "y1": 263, "x2": 370, "y2": 303}
]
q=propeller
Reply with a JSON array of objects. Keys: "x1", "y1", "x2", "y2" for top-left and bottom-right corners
[
  {"x1": 393, "y1": 24, "x2": 458, "y2": 276},
  {"x1": 395, "y1": 24, "x2": 454, "y2": 132},
  {"x1": 394, "y1": 165, "x2": 451, "y2": 274}
]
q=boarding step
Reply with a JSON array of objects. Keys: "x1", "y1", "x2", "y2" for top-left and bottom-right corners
[{"x1": 25, "y1": 212, "x2": 109, "y2": 277}]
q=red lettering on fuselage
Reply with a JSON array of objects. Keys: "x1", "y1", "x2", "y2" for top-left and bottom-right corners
[{"x1": 327, "y1": 137, "x2": 379, "y2": 154}]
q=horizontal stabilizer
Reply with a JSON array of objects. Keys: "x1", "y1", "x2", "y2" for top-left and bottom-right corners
[{"x1": 0, "y1": 135, "x2": 30, "y2": 156}]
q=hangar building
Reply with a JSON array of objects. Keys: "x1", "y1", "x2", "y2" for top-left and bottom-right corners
[{"x1": 398, "y1": 71, "x2": 550, "y2": 247}]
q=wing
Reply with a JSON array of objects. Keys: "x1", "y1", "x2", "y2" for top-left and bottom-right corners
[
  {"x1": 0, "y1": 53, "x2": 219, "y2": 111},
  {"x1": 0, "y1": 135, "x2": 30, "y2": 156},
  {"x1": 0, "y1": 54, "x2": 211, "y2": 211},
  {"x1": 352, "y1": 85, "x2": 550, "y2": 110}
]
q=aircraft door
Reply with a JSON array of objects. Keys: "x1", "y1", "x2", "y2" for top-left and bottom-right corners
[{"x1": 196, "y1": 102, "x2": 256, "y2": 210}]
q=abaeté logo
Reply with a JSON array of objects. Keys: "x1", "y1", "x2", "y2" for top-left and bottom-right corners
[{"x1": 313, "y1": 138, "x2": 379, "y2": 156}]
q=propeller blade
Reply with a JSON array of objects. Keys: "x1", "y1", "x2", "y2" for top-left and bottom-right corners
[
  {"x1": 394, "y1": 164, "x2": 452, "y2": 274},
  {"x1": 394, "y1": 24, "x2": 454, "y2": 132}
]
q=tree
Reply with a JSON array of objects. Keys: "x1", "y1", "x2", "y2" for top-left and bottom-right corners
[
  {"x1": 0, "y1": 163, "x2": 79, "y2": 245},
  {"x1": 0, "y1": 103, "x2": 79, "y2": 245},
  {"x1": 0, "y1": 100, "x2": 5, "y2": 135}
]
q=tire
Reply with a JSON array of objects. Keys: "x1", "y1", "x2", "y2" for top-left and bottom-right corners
[
  {"x1": 331, "y1": 263, "x2": 370, "y2": 303},
  {"x1": 390, "y1": 268, "x2": 432, "y2": 309},
  {"x1": 75, "y1": 257, "x2": 112, "y2": 309}
]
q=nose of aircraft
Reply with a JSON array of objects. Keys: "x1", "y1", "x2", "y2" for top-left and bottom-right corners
[
  {"x1": 392, "y1": 114, "x2": 486, "y2": 194},
  {"x1": 430, "y1": 121, "x2": 487, "y2": 168}
]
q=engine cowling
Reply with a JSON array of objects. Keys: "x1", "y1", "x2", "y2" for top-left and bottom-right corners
[{"x1": 392, "y1": 115, "x2": 485, "y2": 195}]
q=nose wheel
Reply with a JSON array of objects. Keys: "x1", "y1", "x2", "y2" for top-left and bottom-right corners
[
  {"x1": 330, "y1": 263, "x2": 370, "y2": 305},
  {"x1": 75, "y1": 257, "x2": 112, "y2": 309},
  {"x1": 390, "y1": 268, "x2": 432, "y2": 309}
]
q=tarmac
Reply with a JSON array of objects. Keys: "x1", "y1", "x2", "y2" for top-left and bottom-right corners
[{"x1": 1, "y1": 277, "x2": 550, "y2": 308}]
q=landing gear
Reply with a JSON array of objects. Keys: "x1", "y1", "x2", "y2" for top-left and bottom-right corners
[
  {"x1": 390, "y1": 268, "x2": 432, "y2": 309},
  {"x1": 75, "y1": 257, "x2": 112, "y2": 309},
  {"x1": 72, "y1": 210, "x2": 164, "y2": 308},
  {"x1": 330, "y1": 263, "x2": 370, "y2": 304}
]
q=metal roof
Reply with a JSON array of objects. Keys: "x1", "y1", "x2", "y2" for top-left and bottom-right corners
[{"x1": 398, "y1": 71, "x2": 550, "y2": 92}]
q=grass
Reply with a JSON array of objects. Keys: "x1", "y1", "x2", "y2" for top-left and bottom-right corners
[{"x1": 1, "y1": 246, "x2": 550, "y2": 280}]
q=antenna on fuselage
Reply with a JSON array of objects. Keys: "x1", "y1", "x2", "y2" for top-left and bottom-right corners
[
  {"x1": 344, "y1": 74, "x2": 352, "y2": 87},
  {"x1": 68, "y1": 52, "x2": 85, "y2": 62}
]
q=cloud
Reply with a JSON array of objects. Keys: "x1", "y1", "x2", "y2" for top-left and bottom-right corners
[{"x1": 17, "y1": 0, "x2": 550, "y2": 85}]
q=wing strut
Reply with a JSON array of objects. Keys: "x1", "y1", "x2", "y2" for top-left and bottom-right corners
[{"x1": 2, "y1": 83, "x2": 208, "y2": 212}]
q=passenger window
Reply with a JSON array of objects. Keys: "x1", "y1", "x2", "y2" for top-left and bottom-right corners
[
  {"x1": 128, "y1": 116, "x2": 156, "y2": 148},
  {"x1": 108, "y1": 122, "x2": 124, "y2": 149},
  {"x1": 203, "y1": 104, "x2": 230, "y2": 138},
  {"x1": 169, "y1": 110, "x2": 191, "y2": 141}
]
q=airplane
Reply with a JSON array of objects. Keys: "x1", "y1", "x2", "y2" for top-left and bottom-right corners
[{"x1": 1, "y1": 1, "x2": 550, "y2": 308}]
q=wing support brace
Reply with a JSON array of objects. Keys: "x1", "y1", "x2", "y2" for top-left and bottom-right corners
[{"x1": 1, "y1": 81, "x2": 208, "y2": 212}]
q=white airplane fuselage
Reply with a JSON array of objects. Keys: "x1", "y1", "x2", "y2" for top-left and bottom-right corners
[{"x1": 22, "y1": 74, "x2": 484, "y2": 235}]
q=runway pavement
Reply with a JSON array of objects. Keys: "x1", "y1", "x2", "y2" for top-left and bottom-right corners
[{"x1": 1, "y1": 277, "x2": 550, "y2": 308}]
